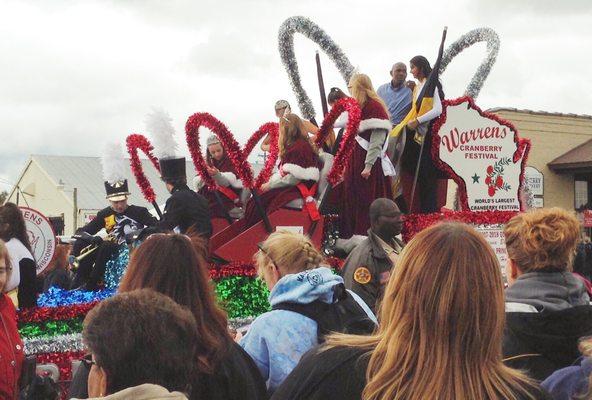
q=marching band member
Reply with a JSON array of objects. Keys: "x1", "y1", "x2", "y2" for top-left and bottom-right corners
[{"x1": 72, "y1": 143, "x2": 157, "y2": 290}]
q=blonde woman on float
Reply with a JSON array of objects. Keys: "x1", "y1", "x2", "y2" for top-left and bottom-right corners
[{"x1": 272, "y1": 222, "x2": 552, "y2": 400}]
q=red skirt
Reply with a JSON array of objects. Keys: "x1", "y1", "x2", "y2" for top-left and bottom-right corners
[{"x1": 338, "y1": 142, "x2": 392, "y2": 238}]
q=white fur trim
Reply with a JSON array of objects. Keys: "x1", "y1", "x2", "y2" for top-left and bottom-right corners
[
  {"x1": 358, "y1": 118, "x2": 392, "y2": 133},
  {"x1": 281, "y1": 163, "x2": 320, "y2": 181},
  {"x1": 219, "y1": 172, "x2": 243, "y2": 189}
]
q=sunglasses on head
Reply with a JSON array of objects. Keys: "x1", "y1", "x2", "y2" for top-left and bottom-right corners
[{"x1": 257, "y1": 243, "x2": 278, "y2": 267}]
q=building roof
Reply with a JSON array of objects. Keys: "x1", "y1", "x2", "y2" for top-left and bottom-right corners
[
  {"x1": 487, "y1": 107, "x2": 592, "y2": 120},
  {"x1": 548, "y1": 139, "x2": 592, "y2": 172},
  {"x1": 23, "y1": 155, "x2": 262, "y2": 211}
]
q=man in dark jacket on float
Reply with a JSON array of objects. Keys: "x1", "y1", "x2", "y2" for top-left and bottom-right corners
[
  {"x1": 157, "y1": 156, "x2": 212, "y2": 238},
  {"x1": 71, "y1": 179, "x2": 157, "y2": 289},
  {"x1": 341, "y1": 198, "x2": 404, "y2": 312}
]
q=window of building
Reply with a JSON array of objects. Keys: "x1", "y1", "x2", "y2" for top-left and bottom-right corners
[{"x1": 575, "y1": 175, "x2": 592, "y2": 210}]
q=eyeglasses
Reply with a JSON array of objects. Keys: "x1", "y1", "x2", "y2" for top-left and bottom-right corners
[
  {"x1": 257, "y1": 243, "x2": 278, "y2": 267},
  {"x1": 81, "y1": 354, "x2": 97, "y2": 368}
]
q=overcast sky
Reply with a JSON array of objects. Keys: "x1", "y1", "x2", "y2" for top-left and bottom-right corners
[{"x1": 1, "y1": 0, "x2": 590, "y2": 192}]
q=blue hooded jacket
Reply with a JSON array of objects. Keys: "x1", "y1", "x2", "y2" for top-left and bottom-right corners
[{"x1": 239, "y1": 267, "x2": 376, "y2": 393}]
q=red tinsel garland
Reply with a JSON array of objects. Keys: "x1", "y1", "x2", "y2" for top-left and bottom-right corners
[
  {"x1": 314, "y1": 97, "x2": 362, "y2": 186},
  {"x1": 126, "y1": 134, "x2": 161, "y2": 203},
  {"x1": 186, "y1": 113, "x2": 255, "y2": 190},
  {"x1": 242, "y1": 122, "x2": 280, "y2": 189},
  {"x1": 431, "y1": 96, "x2": 531, "y2": 211},
  {"x1": 402, "y1": 210, "x2": 518, "y2": 242},
  {"x1": 208, "y1": 262, "x2": 258, "y2": 279},
  {"x1": 18, "y1": 302, "x2": 98, "y2": 324},
  {"x1": 36, "y1": 350, "x2": 85, "y2": 381}
]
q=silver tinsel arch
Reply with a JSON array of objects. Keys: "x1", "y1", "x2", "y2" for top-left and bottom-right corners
[
  {"x1": 278, "y1": 16, "x2": 355, "y2": 120},
  {"x1": 440, "y1": 27, "x2": 500, "y2": 99}
]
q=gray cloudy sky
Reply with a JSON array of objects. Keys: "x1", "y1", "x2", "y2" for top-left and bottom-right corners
[{"x1": 1, "y1": 0, "x2": 591, "y2": 192}]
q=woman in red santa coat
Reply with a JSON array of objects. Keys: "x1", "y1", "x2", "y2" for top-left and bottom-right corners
[
  {"x1": 244, "y1": 113, "x2": 321, "y2": 228},
  {"x1": 193, "y1": 134, "x2": 246, "y2": 219},
  {"x1": 339, "y1": 73, "x2": 395, "y2": 238}
]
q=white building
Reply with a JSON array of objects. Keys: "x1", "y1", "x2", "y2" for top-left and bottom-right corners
[{"x1": 6, "y1": 155, "x2": 197, "y2": 235}]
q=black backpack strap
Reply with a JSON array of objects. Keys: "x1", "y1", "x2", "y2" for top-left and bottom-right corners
[
  {"x1": 272, "y1": 283, "x2": 376, "y2": 343},
  {"x1": 272, "y1": 300, "x2": 331, "y2": 323}
]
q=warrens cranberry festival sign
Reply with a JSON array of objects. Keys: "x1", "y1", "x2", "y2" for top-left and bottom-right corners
[
  {"x1": 433, "y1": 97, "x2": 530, "y2": 212},
  {"x1": 20, "y1": 207, "x2": 56, "y2": 275}
]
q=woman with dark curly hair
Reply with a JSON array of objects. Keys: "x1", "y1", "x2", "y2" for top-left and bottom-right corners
[{"x1": 0, "y1": 203, "x2": 37, "y2": 308}]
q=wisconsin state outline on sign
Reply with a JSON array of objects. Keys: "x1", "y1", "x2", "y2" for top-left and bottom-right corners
[{"x1": 432, "y1": 97, "x2": 530, "y2": 212}]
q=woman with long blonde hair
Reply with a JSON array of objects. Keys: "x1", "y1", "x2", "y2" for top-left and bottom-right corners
[
  {"x1": 337, "y1": 73, "x2": 394, "y2": 238},
  {"x1": 272, "y1": 222, "x2": 550, "y2": 400},
  {"x1": 243, "y1": 113, "x2": 321, "y2": 227}
]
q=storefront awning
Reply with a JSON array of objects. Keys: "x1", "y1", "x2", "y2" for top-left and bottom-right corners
[{"x1": 548, "y1": 139, "x2": 592, "y2": 173}]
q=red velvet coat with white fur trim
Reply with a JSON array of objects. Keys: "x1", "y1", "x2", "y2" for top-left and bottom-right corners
[
  {"x1": 244, "y1": 138, "x2": 320, "y2": 227},
  {"x1": 357, "y1": 98, "x2": 392, "y2": 133},
  {"x1": 338, "y1": 98, "x2": 393, "y2": 237}
]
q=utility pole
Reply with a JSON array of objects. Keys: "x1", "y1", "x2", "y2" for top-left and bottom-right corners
[{"x1": 72, "y1": 187, "x2": 78, "y2": 234}]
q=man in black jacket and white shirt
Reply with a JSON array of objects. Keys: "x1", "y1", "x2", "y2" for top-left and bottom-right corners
[{"x1": 72, "y1": 179, "x2": 157, "y2": 289}]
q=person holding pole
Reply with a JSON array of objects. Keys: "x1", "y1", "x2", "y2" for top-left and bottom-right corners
[
  {"x1": 244, "y1": 113, "x2": 321, "y2": 228},
  {"x1": 391, "y1": 28, "x2": 447, "y2": 214}
]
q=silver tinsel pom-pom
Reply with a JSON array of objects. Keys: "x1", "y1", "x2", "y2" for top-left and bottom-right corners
[
  {"x1": 24, "y1": 333, "x2": 84, "y2": 355},
  {"x1": 440, "y1": 27, "x2": 500, "y2": 99},
  {"x1": 278, "y1": 16, "x2": 354, "y2": 120}
]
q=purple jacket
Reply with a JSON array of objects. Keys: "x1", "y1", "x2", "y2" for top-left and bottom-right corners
[{"x1": 542, "y1": 357, "x2": 592, "y2": 400}]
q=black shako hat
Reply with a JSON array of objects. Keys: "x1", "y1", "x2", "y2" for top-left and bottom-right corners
[
  {"x1": 159, "y1": 157, "x2": 186, "y2": 181},
  {"x1": 104, "y1": 179, "x2": 130, "y2": 201}
]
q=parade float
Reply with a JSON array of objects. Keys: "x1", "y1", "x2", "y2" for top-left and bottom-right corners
[{"x1": 16, "y1": 16, "x2": 531, "y2": 396}]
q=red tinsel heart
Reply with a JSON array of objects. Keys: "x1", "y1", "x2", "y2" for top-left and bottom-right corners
[
  {"x1": 185, "y1": 113, "x2": 279, "y2": 190},
  {"x1": 314, "y1": 97, "x2": 362, "y2": 186},
  {"x1": 125, "y1": 134, "x2": 161, "y2": 203}
]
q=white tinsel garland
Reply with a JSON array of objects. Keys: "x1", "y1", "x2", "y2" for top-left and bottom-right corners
[
  {"x1": 278, "y1": 16, "x2": 355, "y2": 120},
  {"x1": 440, "y1": 27, "x2": 500, "y2": 99},
  {"x1": 24, "y1": 333, "x2": 84, "y2": 355}
]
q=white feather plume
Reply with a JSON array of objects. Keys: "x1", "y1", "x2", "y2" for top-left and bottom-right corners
[
  {"x1": 101, "y1": 142, "x2": 127, "y2": 183},
  {"x1": 145, "y1": 107, "x2": 178, "y2": 159}
]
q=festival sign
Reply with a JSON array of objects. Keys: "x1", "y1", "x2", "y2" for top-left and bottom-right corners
[
  {"x1": 433, "y1": 97, "x2": 530, "y2": 212},
  {"x1": 19, "y1": 207, "x2": 56, "y2": 275},
  {"x1": 474, "y1": 224, "x2": 509, "y2": 278},
  {"x1": 524, "y1": 166, "x2": 544, "y2": 208}
]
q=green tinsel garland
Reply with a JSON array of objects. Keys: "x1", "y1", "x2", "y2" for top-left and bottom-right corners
[
  {"x1": 20, "y1": 319, "x2": 84, "y2": 339},
  {"x1": 215, "y1": 276, "x2": 270, "y2": 319}
]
